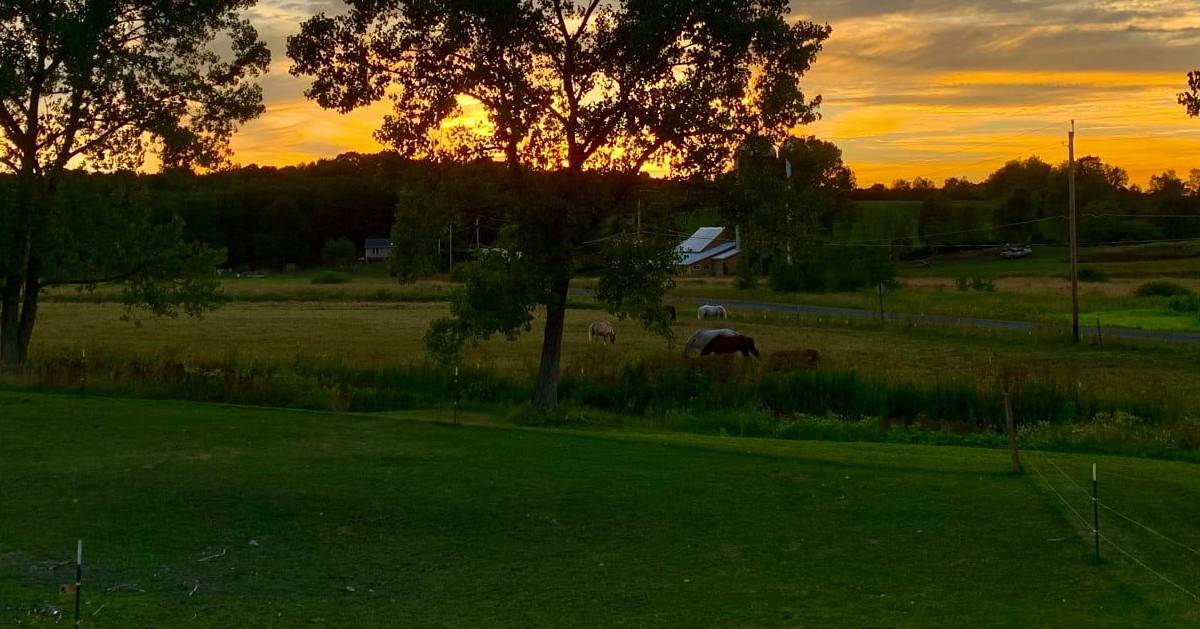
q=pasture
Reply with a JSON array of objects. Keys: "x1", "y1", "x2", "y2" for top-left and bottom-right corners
[
  {"x1": 22, "y1": 301, "x2": 1200, "y2": 412},
  {"x1": 43, "y1": 242, "x2": 1200, "y2": 333},
  {"x1": 666, "y1": 243, "x2": 1200, "y2": 331},
  {"x1": 3, "y1": 393, "x2": 1200, "y2": 626}
]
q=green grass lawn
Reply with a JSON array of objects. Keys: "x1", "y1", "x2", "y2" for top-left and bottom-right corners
[
  {"x1": 2, "y1": 392, "x2": 1199, "y2": 626},
  {"x1": 1083, "y1": 310, "x2": 1200, "y2": 332}
]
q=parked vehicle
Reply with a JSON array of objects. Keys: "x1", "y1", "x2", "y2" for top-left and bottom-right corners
[{"x1": 999, "y1": 243, "x2": 1032, "y2": 260}]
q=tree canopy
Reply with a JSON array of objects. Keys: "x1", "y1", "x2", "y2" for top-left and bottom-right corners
[
  {"x1": 0, "y1": 0, "x2": 270, "y2": 365},
  {"x1": 721, "y1": 134, "x2": 854, "y2": 266},
  {"x1": 290, "y1": 0, "x2": 831, "y2": 409}
]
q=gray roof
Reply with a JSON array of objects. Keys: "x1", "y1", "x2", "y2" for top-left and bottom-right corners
[
  {"x1": 679, "y1": 241, "x2": 737, "y2": 266},
  {"x1": 365, "y1": 238, "x2": 393, "y2": 248},
  {"x1": 677, "y1": 227, "x2": 738, "y2": 266},
  {"x1": 677, "y1": 227, "x2": 728, "y2": 254},
  {"x1": 713, "y1": 247, "x2": 742, "y2": 261}
]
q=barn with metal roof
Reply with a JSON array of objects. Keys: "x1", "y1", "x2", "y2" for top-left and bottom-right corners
[{"x1": 676, "y1": 227, "x2": 742, "y2": 276}]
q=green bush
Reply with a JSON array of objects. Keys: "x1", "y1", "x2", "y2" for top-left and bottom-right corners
[
  {"x1": 1077, "y1": 267, "x2": 1109, "y2": 283},
  {"x1": 311, "y1": 271, "x2": 353, "y2": 285},
  {"x1": 733, "y1": 257, "x2": 760, "y2": 290},
  {"x1": 969, "y1": 277, "x2": 997, "y2": 292},
  {"x1": 321, "y1": 237, "x2": 357, "y2": 268},
  {"x1": 1135, "y1": 281, "x2": 1193, "y2": 298},
  {"x1": 957, "y1": 276, "x2": 995, "y2": 292},
  {"x1": 1167, "y1": 295, "x2": 1200, "y2": 315}
]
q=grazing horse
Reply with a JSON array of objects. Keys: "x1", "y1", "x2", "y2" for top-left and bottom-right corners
[
  {"x1": 588, "y1": 321, "x2": 617, "y2": 344},
  {"x1": 683, "y1": 329, "x2": 737, "y2": 357},
  {"x1": 697, "y1": 305, "x2": 729, "y2": 320},
  {"x1": 701, "y1": 334, "x2": 760, "y2": 358},
  {"x1": 664, "y1": 305, "x2": 678, "y2": 321},
  {"x1": 767, "y1": 349, "x2": 821, "y2": 372}
]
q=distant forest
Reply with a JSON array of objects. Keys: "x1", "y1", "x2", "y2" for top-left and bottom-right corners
[{"x1": 10, "y1": 152, "x2": 1200, "y2": 269}]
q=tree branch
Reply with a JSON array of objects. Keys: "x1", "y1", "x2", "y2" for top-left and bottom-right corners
[{"x1": 41, "y1": 268, "x2": 144, "y2": 288}]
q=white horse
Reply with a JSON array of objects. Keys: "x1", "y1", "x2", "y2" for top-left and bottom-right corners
[
  {"x1": 683, "y1": 328, "x2": 738, "y2": 357},
  {"x1": 588, "y1": 321, "x2": 617, "y2": 344},
  {"x1": 697, "y1": 305, "x2": 729, "y2": 320}
]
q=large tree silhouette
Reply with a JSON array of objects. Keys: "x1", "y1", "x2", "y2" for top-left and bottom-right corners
[
  {"x1": 0, "y1": 1, "x2": 270, "y2": 365},
  {"x1": 289, "y1": 0, "x2": 830, "y2": 409}
]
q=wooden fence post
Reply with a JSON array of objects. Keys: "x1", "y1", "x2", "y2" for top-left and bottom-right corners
[{"x1": 1004, "y1": 392, "x2": 1021, "y2": 474}]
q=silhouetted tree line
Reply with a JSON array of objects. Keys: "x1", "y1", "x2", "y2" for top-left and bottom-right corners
[
  {"x1": 853, "y1": 157, "x2": 1200, "y2": 245},
  {"x1": 143, "y1": 153, "x2": 417, "y2": 268}
]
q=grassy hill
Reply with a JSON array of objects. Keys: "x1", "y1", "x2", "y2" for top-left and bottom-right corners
[{"x1": 2, "y1": 393, "x2": 1198, "y2": 626}]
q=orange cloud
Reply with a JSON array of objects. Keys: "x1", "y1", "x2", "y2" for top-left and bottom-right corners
[{"x1": 230, "y1": 1, "x2": 1200, "y2": 187}]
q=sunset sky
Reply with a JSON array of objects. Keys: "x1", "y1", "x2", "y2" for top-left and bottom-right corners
[{"x1": 231, "y1": 0, "x2": 1200, "y2": 187}]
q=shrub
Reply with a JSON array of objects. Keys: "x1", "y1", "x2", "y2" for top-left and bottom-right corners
[
  {"x1": 957, "y1": 276, "x2": 995, "y2": 292},
  {"x1": 311, "y1": 271, "x2": 353, "y2": 285},
  {"x1": 969, "y1": 277, "x2": 997, "y2": 292},
  {"x1": 1168, "y1": 295, "x2": 1200, "y2": 315},
  {"x1": 321, "y1": 237, "x2": 358, "y2": 268},
  {"x1": 733, "y1": 257, "x2": 760, "y2": 290},
  {"x1": 1135, "y1": 281, "x2": 1193, "y2": 298},
  {"x1": 1077, "y1": 267, "x2": 1109, "y2": 283}
]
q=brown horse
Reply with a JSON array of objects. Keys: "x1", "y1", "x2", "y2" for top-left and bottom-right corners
[
  {"x1": 664, "y1": 305, "x2": 678, "y2": 321},
  {"x1": 701, "y1": 334, "x2": 760, "y2": 358},
  {"x1": 767, "y1": 349, "x2": 821, "y2": 372}
]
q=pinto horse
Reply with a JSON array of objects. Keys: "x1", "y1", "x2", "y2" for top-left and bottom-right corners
[{"x1": 701, "y1": 334, "x2": 760, "y2": 358}]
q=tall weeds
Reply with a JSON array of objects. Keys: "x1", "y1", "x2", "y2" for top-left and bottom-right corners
[{"x1": 3, "y1": 348, "x2": 1179, "y2": 436}]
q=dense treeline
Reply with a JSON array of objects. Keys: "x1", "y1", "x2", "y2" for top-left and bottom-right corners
[
  {"x1": 88, "y1": 152, "x2": 689, "y2": 270},
  {"x1": 148, "y1": 153, "x2": 413, "y2": 268},
  {"x1": 9, "y1": 152, "x2": 1199, "y2": 273},
  {"x1": 854, "y1": 159, "x2": 1200, "y2": 245}
]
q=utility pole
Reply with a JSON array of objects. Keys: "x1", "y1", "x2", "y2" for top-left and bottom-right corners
[
  {"x1": 1069, "y1": 120, "x2": 1080, "y2": 343},
  {"x1": 475, "y1": 217, "x2": 481, "y2": 250},
  {"x1": 448, "y1": 223, "x2": 454, "y2": 271}
]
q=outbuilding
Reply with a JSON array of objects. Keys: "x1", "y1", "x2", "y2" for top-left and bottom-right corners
[{"x1": 676, "y1": 227, "x2": 742, "y2": 276}]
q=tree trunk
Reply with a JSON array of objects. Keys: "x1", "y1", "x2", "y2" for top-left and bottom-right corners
[
  {"x1": 0, "y1": 274, "x2": 22, "y2": 366},
  {"x1": 533, "y1": 275, "x2": 571, "y2": 411},
  {"x1": 16, "y1": 256, "x2": 42, "y2": 364}
]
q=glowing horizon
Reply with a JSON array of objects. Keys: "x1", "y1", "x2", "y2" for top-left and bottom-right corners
[{"x1": 229, "y1": 1, "x2": 1200, "y2": 187}]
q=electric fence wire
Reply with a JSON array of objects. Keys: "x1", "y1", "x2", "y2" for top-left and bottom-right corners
[
  {"x1": 1024, "y1": 448, "x2": 1200, "y2": 602},
  {"x1": 1027, "y1": 448, "x2": 1200, "y2": 560}
]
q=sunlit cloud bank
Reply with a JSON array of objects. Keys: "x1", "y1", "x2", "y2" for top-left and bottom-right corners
[{"x1": 231, "y1": 0, "x2": 1200, "y2": 186}]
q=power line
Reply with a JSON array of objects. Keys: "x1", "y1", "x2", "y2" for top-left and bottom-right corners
[{"x1": 824, "y1": 216, "x2": 1066, "y2": 247}]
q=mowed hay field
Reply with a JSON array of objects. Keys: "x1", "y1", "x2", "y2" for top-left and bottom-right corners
[
  {"x1": 27, "y1": 301, "x2": 1200, "y2": 409},
  {"x1": 2, "y1": 393, "x2": 1200, "y2": 627}
]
